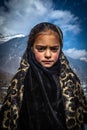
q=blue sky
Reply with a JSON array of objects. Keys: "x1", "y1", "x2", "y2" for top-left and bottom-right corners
[{"x1": 0, "y1": 0, "x2": 87, "y2": 62}]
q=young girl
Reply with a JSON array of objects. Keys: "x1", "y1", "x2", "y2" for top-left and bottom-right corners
[{"x1": 0, "y1": 22, "x2": 87, "y2": 130}]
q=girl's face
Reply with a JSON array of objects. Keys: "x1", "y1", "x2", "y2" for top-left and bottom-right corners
[{"x1": 32, "y1": 30, "x2": 61, "y2": 68}]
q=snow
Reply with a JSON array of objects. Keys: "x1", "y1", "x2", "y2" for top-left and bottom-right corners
[{"x1": 0, "y1": 34, "x2": 25, "y2": 43}]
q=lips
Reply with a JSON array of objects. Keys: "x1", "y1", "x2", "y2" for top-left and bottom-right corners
[{"x1": 42, "y1": 61, "x2": 53, "y2": 63}]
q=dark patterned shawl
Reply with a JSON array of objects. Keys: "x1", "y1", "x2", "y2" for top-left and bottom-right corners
[{"x1": 0, "y1": 49, "x2": 87, "y2": 130}]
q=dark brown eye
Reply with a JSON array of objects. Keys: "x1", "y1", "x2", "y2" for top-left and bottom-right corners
[
  {"x1": 50, "y1": 47, "x2": 59, "y2": 52},
  {"x1": 36, "y1": 46, "x2": 46, "y2": 52}
]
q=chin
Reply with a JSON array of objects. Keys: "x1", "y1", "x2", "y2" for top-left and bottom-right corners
[{"x1": 43, "y1": 65, "x2": 53, "y2": 68}]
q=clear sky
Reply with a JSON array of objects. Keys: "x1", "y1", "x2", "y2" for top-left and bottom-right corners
[{"x1": 0, "y1": 0, "x2": 87, "y2": 62}]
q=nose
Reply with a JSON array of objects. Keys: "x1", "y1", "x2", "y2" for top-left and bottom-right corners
[{"x1": 44, "y1": 49, "x2": 51, "y2": 58}]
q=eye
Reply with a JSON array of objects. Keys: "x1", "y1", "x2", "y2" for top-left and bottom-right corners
[
  {"x1": 36, "y1": 46, "x2": 46, "y2": 52},
  {"x1": 50, "y1": 46, "x2": 59, "y2": 52}
]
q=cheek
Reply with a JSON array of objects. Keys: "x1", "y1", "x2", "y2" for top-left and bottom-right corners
[
  {"x1": 34, "y1": 52, "x2": 42, "y2": 62},
  {"x1": 53, "y1": 53, "x2": 60, "y2": 61}
]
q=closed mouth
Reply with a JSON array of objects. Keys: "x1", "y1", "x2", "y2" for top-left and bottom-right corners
[{"x1": 42, "y1": 61, "x2": 53, "y2": 63}]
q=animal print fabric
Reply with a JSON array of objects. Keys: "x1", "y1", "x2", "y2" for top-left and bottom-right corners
[{"x1": 0, "y1": 51, "x2": 87, "y2": 130}]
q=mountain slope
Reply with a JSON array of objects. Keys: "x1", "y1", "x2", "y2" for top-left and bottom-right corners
[
  {"x1": 67, "y1": 56, "x2": 87, "y2": 82},
  {"x1": 0, "y1": 36, "x2": 28, "y2": 74}
]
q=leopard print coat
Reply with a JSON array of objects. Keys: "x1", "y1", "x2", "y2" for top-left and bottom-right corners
[{"x1": 0, "y1": 51, "x2": 87, "y2": 130}]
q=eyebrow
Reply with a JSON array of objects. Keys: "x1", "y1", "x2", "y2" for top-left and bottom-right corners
[
  {"x1": 35, "y1": 45, "x2": 60, "y2": 51},
  {"x1": 35, "y1": 45, "x2": 59, "y2": 47}
]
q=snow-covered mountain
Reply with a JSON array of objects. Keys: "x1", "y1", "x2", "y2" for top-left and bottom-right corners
[
  {"x1": 0, "y1": 35, "x2": 28, "y2": 73},
  {"x1": 0, "y1": 33, "x2": 25, "y2": 44}
]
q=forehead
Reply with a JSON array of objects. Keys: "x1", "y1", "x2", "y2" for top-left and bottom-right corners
[
  {"x1": 34, "y1": 30, "x2": 60, "y2": 45},
  {"x1": 36, "y1": 29, "x2": 59, "y2": 38}
]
